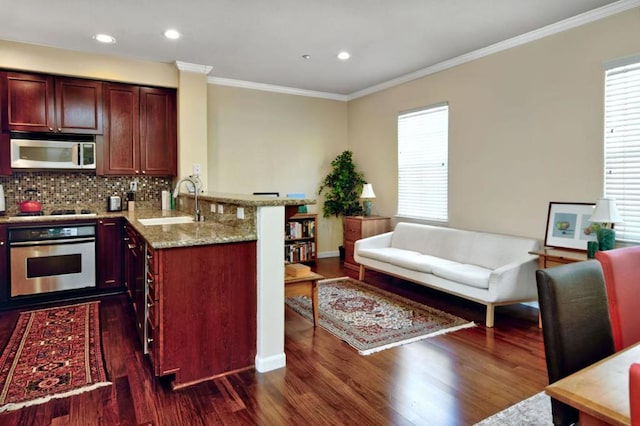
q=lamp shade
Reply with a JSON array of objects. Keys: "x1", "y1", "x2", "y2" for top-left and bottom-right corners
[
  {"x1": 361, "y1": 183, "x2": 376, "y2": 199},
  {"x1": 590, "y1": 198, "x2": 623, "y2": 224}
]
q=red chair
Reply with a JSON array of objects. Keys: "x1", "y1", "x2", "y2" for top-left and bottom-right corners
[
  {"x1": 596, "y1": 246, "x2": 640, "y2": 351},
  {"x1": 630, "y1": 363, "x2": 640, "y2": 425}
]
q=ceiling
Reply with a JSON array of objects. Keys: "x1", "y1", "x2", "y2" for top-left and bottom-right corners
[{"x1": 0, "y1": 0, "x2": 633, "y2": 97}]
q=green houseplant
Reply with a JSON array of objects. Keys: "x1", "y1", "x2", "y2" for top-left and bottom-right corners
[
  {"x1": 318, "y1": 150, "x2": 366, "y2": 218},
  {"x1": 318, "y1": 150, "x2": 366, "y2": 259}
]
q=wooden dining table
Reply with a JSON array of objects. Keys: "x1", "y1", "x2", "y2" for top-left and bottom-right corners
[{"x1": 545, "y1": 342, "x2": 640, "y2": 425}]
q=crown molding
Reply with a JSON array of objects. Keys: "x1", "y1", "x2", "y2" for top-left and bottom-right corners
[
  {"x1": 202, "y1": 1, "x2": 640, "y2": 101},
  {"x1": 347, "y1": 0, "x2": 640, "y2": 100},
  {"x1": 207, "y1": 76, "x2": 348, "y2": 101},
  {"x1": 175, "y1": 61, "x2": 213, "y2": 74}
]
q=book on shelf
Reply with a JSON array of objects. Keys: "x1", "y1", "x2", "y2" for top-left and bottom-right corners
[{"x1": 284, "y1": 241, "x2": 315, "y2": 263}]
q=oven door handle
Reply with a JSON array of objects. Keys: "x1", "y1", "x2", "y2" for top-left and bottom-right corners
[{"x1": 10, "y1": 237, "x2": 96, "y2": 247}]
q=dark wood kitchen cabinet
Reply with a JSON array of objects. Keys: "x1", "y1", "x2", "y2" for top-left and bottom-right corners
[
  {"x1": 123, "y1": 224, "x2": 146, "y2": 346},
  {"x1": 96, "y1": 218, "x2": 123, "y2": 289},
  {"x1": 0, "y1": 224, "x2": 7, "y2": 303},
  {"x1": 1, "y1": 71, "x2": 103, "y2": 134},
  {"x1": 139, "y1": 87, "x2": 177, "y2": 176},
  {"x1": 0, "y1": 132, "x2": 10, "y2": 176},
  {"x1": 145, "y1": 241, "x2": 257, "y2": 389},
  {"x1": 100, "y1": 83, "x2": 176, "y2": 176}
]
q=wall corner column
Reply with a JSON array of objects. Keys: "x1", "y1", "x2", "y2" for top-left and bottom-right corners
[
  {"x1": 255, "y1": 205, "x2": 286, "y2": 372},
  {"x1": 176, "y1": 61, "x2": 211, "y2": 187}
]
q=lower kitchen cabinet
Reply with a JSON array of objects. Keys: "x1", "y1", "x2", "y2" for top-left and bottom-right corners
[
  {"x1": 96, "y1": 218, "x2": 123, "y2": 289},
  {"x1": 145, "y1": 241, "x2": 257, "y2": 388},
  {"x1": 123, "y1": 224, "x2": 146, "y2": 346},
  {"x1": 0, "y1": 224, "x2": 7, "y2": 302}
]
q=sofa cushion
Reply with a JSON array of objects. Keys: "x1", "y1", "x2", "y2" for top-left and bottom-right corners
[
  {"x1": 431, "y1": 264, "x2": 492, "y2": 289},
  {"x1": 357, "y1": 247, "x2": 421, "y2": 263},
  {"x1": 391, "y1": 254, "x2": 460, "y2": 274}
]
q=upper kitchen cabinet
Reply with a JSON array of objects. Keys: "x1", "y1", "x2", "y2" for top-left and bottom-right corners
[
  {"x1": 1, "y1": 71, "x2": 103, "y2": 134},
  {"x1": 99, "y1": 83, "x2": 176, "y2": 176}
]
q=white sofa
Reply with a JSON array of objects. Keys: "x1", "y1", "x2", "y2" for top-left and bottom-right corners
[{"x1": 354, "y1": 222, "x2": 540, "y2": 327}]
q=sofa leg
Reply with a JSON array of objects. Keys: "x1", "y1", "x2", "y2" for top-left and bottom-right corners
[
  {"x1": 486, "y1": 305, "x2": 495, "y2": 328},
  {"x1": 359, "y1": 265, "x2": 365, "y2": 281}
]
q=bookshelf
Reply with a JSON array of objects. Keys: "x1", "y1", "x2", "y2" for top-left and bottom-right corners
[{"x1": 285, "y1": 213, "x2": 317, "y2": 264}]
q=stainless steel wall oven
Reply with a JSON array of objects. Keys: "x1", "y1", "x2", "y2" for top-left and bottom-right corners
[{"x1": 9, "y1": 224, "x2": 96, "y2": 297}]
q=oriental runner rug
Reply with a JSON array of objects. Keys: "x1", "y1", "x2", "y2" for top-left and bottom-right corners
[
  {"x1": 286, "y1": 277, "x2": 475, "y2": 355},
  {"x1": 0, "y1": 302, "x2": 111, "y2": 412}
]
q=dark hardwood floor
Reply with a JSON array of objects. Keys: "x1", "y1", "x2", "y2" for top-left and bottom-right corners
[{"x1": 0, "y1": 257, "x2": 547, "y2": 425}]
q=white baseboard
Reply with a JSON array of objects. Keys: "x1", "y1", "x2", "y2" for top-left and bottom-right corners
[
  {"x1": 255, "y1": 353, "x2": 286, "y2": 373},
  {"x1": 318, "y1": 251, "x2": 339, "y2": 258}
]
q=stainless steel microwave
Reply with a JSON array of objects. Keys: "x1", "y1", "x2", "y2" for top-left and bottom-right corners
[{"x1": 11, "y1": 138, "x2": 96, "y2": 170}]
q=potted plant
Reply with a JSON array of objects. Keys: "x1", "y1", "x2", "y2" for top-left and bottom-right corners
[{"x1": 318, "y1": 150, "x2": 366, "y2": 259}]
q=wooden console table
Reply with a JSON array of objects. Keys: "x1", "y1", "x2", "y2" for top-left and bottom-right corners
[{"x1": 529, "y1": 247, "x2": 589, "y2": 269}]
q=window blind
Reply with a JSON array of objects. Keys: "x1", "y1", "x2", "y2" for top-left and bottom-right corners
[
  {"x1": 397, "y1": 104, "x2": 448, "y2": 222},
  {"x1": 604, "y1": 61, "x2": 640, "y2": 242}
]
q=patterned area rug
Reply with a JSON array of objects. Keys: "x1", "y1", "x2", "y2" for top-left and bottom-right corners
[
  {"x1": 474, "y1": 392, "x2": 552, "y2": 425},
  {"x1": 0, "y1": 302, "x2": 111, "y2": 412},
  {"x1": 286, "y1": 277, "x2": 475, "y2": 355}
]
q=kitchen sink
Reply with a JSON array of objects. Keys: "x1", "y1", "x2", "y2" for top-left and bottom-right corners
[{"x1": 138, "y1": 216, "x2": 194, "y2": 226}]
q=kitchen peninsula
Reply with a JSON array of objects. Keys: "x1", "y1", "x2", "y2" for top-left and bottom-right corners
[{"x1": 0, "y1": 192, "x2": 314, "y2": 389}]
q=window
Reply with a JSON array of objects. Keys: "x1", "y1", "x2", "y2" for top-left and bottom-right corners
[
  {"x1": 397, "y1": 103, "x2": 448, "y2": 223},
  {"x1": 604, "y1": 59, "x2": 640, "y2": 242}
]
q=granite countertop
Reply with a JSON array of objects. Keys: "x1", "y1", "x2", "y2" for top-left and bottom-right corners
[
  {"x1": 0, "y1": 192, "x2": 315, "y2": 249},
  {"x1": 193, "y1": 191, "x2": 316, "y2": 207},
  {"x1": 123, "y1": 209, "x2": 257, "y2": 249},
  {"x1": 0, "y1": 209, "x2": 255, "y2": 249}
]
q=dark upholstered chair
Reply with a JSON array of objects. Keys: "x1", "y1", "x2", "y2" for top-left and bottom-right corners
[
  {"x1": 536, "y1": 260, "x2": 615, "y2": 426},
  {"x1": 630, "y1": 363, "x2": 640, "y2": 426},
  {"x1": 596, "y1": 246, "x2": 640, "y2": 351}
]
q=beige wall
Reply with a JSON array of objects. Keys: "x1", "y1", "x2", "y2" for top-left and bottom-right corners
[
  {"x1": 0, "y1": 40, "x2": 177, "y2": 87},
  {"x1": 177, "y1": 71, "x2": 208, "y2": 186},
  {"x1": 207, "y1": 84, "x2": 348, "y2": 253},
  {"x1": 348, "y1": 8, "x2": 640, "y2": 241}
]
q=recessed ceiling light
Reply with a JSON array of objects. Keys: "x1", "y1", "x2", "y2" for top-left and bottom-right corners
[
  {"x1": 302, "y1": 54, "x2": 311, "y2": 60},
  {"x1": 164, "y1": 29, "x2": 181, "y2": 40},
  {"x1": 337, "y1": 51, "x2": 351, "y2": 61},
  {"x1": 93, "y1": 34, "x2": 116, "y2": 44}
]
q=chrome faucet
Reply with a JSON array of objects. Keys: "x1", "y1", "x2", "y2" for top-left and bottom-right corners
[{"x1": 173, "y1": 175, "x2": 203, "y2": 222}]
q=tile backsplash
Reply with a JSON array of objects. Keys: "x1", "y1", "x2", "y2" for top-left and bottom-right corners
[{"x1": 0, "y1": 171, "x2": 172, "y2": 215}]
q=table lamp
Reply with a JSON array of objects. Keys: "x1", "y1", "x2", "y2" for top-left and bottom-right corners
[
  {"x1": 361, "y1": 183, "x2": 376, "y2": 217},
  {"x1": 590, "y1": 198, "x2": 623, "y2": 251}
]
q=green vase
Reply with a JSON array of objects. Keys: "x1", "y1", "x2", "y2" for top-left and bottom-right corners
[
  {"x1": 597, "y1": 228, "x2": 616, "y2": 251},
  {"x1": 363, "y1": 200, "x2": 372, "y2": 217}
]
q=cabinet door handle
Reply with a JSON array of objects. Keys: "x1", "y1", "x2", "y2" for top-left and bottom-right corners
[
  {"x1": 128, "y1": 244, "x2": 135, "y2": 249},
  {"x1": 0, "y1": 242, "x2": 4, "y2": 246},
  {"x1": 147, "y1": 278, "x2": 153, "y2": 284},
  {"x1": 147, "y1": 337, "x2": 153, "y2": 344},
  {"x1": 49, "y1": 127, "x2": 54, "y2": 131},
  {"x1": 57, "y1": 127, "x2": 62, "y2": 132}
]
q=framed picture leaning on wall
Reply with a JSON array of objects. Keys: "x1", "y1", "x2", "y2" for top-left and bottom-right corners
[{"x1": 544, "y1": 202, "x2": 598, "y2": 251}]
